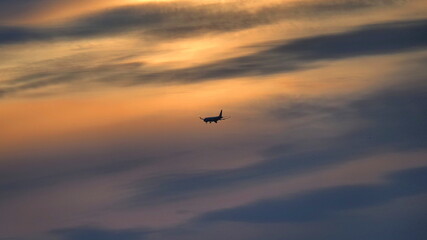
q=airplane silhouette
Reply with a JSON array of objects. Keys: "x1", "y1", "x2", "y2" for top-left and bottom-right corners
[{"x1": 200, "y1": 110, "x2": 230, "y2": 123}]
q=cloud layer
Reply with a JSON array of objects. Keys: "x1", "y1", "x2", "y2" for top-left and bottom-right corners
[
  {"x1": 200, "y1": 166, "x2": 427, "y2": 223},
  {"x1": 1, "y1": 1, "x2": 426, "y2": 240},
  {"x1": 2, "y1": 18, "x2": 426, "y2": 97},
  {"x1": 0, "y1": 0, "x2": 405, "y2": 44}
]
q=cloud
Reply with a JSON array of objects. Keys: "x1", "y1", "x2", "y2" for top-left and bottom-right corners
[
  {"x1": 0, "y1": 61, "x2": 144, "y2": 97},
  {"x1": 274, "y1": 19, "x2": 427, "y2": 60},
  {"x1": 198, "y1": 166, "x2": 427, "y2": 223},
  {"x1": 0, "y1": 26, "x2": 48, "y2": 44},
  {"x1": 2, "y1": 18, "x2": 426, "y2": 98},
  {"x1": 129, "y1": 77, "x2": 427, "y2": 204},
  {"x1": 0, "y1": 0, "x2": 403, "y2": 45},
  {"x1": 0, "y1": 153, "x2": 149, "y2": 200},
  {"x1": 0, "y1": 0, "x2": 121, "y2": 24},
  {"x1": 157, "y1": 18, "x2": 427, "y2": 82},
  {"x1": 51, "y1": 226, "x2": 149, "y2": 240}
]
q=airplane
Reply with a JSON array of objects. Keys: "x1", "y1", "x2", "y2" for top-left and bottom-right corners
[{"x1": 200, "y1": 110, "x2": 230, "y2": 123}]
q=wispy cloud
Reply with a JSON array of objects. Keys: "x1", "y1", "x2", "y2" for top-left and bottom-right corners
[
  {"x1": 154, "y1": 18, "x2": 427, "y2": 82},
  {"x1": 2, "y1": 18, "x2": 426, "y2": 97},
  {"x1": 0, "y1": 0, "x2": 403, "y2": 45}
]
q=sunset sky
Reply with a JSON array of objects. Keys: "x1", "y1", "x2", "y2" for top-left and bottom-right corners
[{"x1": 1, "y1": 0, "x2": 427, "y2": 239}]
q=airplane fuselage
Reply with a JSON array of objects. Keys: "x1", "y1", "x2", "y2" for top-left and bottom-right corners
[
  {"x1": 201, "y1": 110, "x2": 226, "y2": 123},
  {"x1": 203, "y1": 116, "x2": 222, "y2": 123}
]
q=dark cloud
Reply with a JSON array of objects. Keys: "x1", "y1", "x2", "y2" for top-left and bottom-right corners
[
  {"x1": 0, "y1": 26, "x2": 47, "y2": 44},
  {"x1": 0, "y1": 0, "x2": 403, "y2": 44},
  {"x1": 307, "y1": 212, "x2": 427, "y2": 240},
  {"x1": 275, "y1": 19, "x2": 427, "y2": 60},
  {"x1": 272, "y1": 79, "x2": 427, "y2": 151},
  {"x1": 198, "y1": 166, "x2": 427, "y2": 223},
  {"x1": 129, "y1": 78, "x2": 427, "y2": 204},
  {"x1": 51, "y1": 226, "x2": 149, "y2": 240}
]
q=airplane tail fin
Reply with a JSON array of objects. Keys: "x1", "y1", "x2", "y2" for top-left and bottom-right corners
[{"x1": 219, "y1": 110, "x2": 223, "y2": 118}]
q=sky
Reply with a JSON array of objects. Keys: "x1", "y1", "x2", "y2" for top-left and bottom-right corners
[{"x1": 0, "y1": 0, "x2": 426, "y2": 239}]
